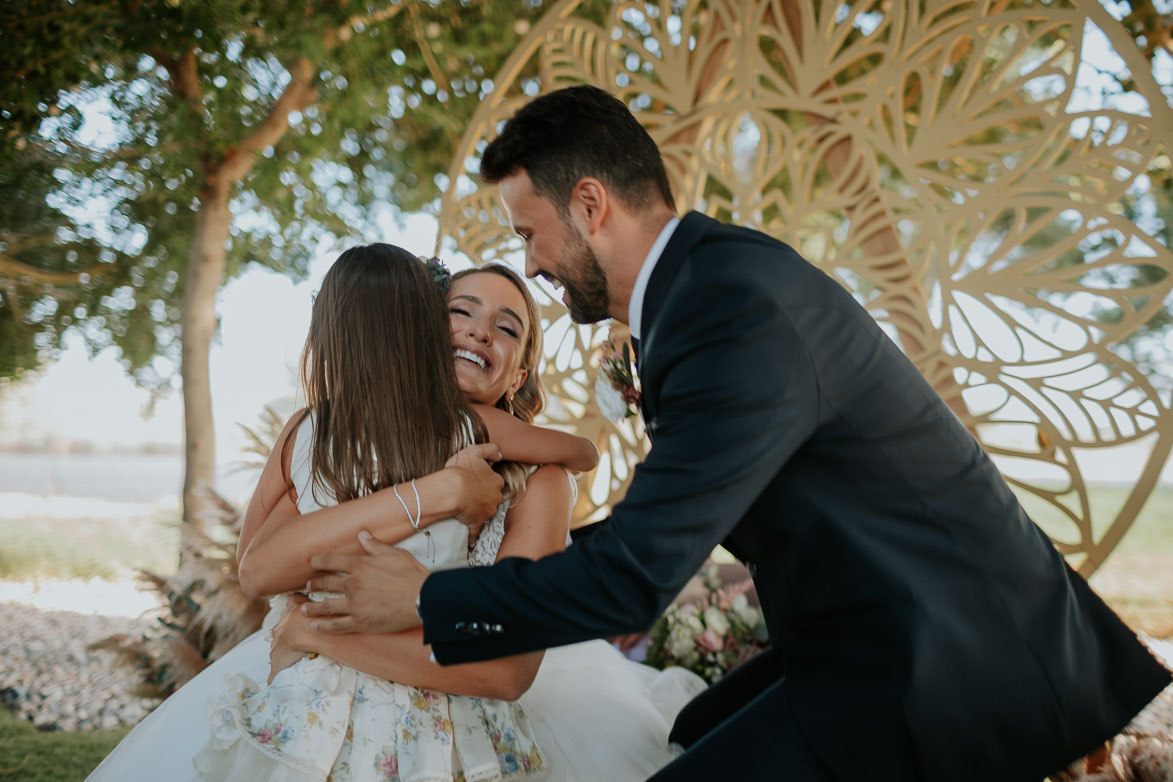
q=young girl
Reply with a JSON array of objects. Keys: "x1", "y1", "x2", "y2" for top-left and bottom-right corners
[{"x1": 189, "y1": 244, "x2": 595, "y2": 781}]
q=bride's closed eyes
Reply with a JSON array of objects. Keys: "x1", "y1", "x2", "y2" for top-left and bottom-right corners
[{"x1": 448, "y1": 298, "x2": 524, "y2": 340}]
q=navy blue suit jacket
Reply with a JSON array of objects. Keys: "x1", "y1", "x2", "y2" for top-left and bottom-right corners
[{"x1": 421, "y1": 212, "x2": 1170, "y2": 780}]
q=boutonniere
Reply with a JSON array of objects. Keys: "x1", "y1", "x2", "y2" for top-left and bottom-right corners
[{"x1": 595, "y1": 325, "x2": 640, "y2": 421}]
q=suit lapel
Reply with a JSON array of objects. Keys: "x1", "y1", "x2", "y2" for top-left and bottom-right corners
[
  {"x1": 639, "y1": 211, "x2": 713, "y2": 357},
  {"x1": 634, "y1": 211, "x2": 714, "y2": 432}
]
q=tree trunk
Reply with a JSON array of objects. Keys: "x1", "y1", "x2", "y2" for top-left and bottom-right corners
[{"x1": 181, "y1": 178, "x2": 231, "y2": 527}]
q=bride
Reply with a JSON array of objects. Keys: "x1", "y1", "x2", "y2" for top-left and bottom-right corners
[{"x1": 86, "y1": 249, "x2": 705, "y2": 781}]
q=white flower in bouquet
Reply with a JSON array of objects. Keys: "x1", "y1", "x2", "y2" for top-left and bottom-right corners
[
  {"x1": 731, "y1": 593, "x2": 762, "y2": 627},
  {"x1": 702, "y1": 605, "x2": 731, "y2": 637},
  {"x1": 595, "y1": 376, "x2": 631, "y2": 422},
  {"x1": 667, "y1": 617, "x2": 700, "y2": 665}
]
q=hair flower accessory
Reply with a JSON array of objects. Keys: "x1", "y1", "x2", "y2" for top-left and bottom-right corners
[
  {"x1": 420, "y1": 255, "x2": 452, "y2": 294},
  {"x1": 595, "y1": 325, "x2": 640, "y2": 421}
]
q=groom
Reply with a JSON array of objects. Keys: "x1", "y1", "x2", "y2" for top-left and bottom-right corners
[{"x1": 306, "y1": 85, "x2": 1170, "y2": 780}]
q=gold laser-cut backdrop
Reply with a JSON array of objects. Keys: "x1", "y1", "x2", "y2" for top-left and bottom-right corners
[{"x1": 436, "y1": 0, "x2": 1173, "y2": 575}]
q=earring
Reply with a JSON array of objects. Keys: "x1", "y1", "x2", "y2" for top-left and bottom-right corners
[{"x1": 505, "y1": 394, "x2": 515, "y2": 416}]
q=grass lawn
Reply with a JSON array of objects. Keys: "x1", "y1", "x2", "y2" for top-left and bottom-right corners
[
  {"x1": 1082, "y1": 485, "x2": 1173, "y2": 638},
  {"x1": 0, "y1": 709, "x2": 127, "y2": 781}
]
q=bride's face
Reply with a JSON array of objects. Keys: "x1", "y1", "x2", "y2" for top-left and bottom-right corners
[{"x1": 447, "y1": 272, "x2": 530, "y2": 406}]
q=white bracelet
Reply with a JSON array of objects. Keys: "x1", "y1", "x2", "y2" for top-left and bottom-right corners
[{"x1": 393, "y1": 479, "x2": 423, "y2": 531}]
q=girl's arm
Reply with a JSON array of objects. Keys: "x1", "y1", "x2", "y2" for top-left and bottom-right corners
[
  {"x1": 473, "y1": 404, "x2": 599, "y2": 472},
  {"x1": 238, "y1": 443, "x2": 505, "y2": 600},
  {"x1": 237, "y1": 411, "x2": 306, "y2": 564},
  {"x1": 270, "y1": 464, "x2": 574, "y2": 699}
]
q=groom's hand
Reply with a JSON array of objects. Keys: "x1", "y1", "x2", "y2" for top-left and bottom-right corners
[{"x1": 304, "y1": 531, "x2": 429, "y2": 634}]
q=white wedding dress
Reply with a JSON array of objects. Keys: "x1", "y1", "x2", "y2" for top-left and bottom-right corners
[{"x1": 87, "y1": 416, "x2": 706, "y2": 782}]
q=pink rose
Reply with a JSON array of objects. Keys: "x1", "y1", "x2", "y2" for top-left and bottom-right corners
[
  {"x1": 380, "y1": 754, "x2": 399, "y2": 777},
  {"x1": 255, "y1": 728, "x2": 275, "y2": 744},
  {"x1": 697, "y1": 629, "x2": 724, "y2": 652}
]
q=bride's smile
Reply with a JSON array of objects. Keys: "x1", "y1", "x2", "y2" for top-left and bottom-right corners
[{"x1": 447, "y1": 271, "x2": 530, "y2": 407}]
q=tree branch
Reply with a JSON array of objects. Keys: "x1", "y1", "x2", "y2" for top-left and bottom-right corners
[
  {"x1": 24, "y1": 136, "x2": 183, "y2": 164},
  {"x1": 0, "y1": 252, "x2": 106, "y2": 286},
  {"x1": 2, "y1": 279, "x2": 26, "y2": 323},
  {"x1": 0, "y1": 230, "x2": 57, "y2": 256},
  {"x1": 1122, "y1": 0, "x2": 1173, "y2": 60},
  {"x1": 324, "y1": 2, "x2": 409, "y2": 49},
  {"x1": 157, "y1": 47, "x2": 209, "y2": 126},
  {"x1": 216, "y1": 57, "x2": 317, "y2": 185},
  {"x1": 410, "y1": 6, "x2": 451, "y2": 99}
]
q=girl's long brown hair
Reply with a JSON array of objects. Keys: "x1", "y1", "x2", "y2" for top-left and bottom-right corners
[
  {"x1": 299, "y1": 243, "x2": 486, "y2": 504},
  {"x1": 450, "y1": 264, "x2": 545, "y2": 502}
]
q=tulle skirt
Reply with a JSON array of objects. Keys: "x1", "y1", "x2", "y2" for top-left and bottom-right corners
[{"x1": 85, "y1": 632, "x2": 705, "y2": 782}]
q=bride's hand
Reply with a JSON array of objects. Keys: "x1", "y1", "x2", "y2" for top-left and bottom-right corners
[
  {"x1": 268, "y1": 594, "x2": 313, "y2": 684},
  {"x1": 445, "y1": 443, "x2": 504, "y2": 539}
]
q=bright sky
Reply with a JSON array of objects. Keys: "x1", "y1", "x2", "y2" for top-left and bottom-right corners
[{"x1": 0, "y1": 212, "x2": 461, "y2": 460}]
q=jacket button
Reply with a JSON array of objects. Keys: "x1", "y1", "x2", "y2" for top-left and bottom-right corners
[
  {"x1": 455, "y1": 621, "x2": 468, "y2": 634},
  {"x1": 491, "y1": 624, "x2": 503, "y2": 634}
]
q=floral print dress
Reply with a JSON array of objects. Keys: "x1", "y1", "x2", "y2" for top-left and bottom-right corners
[{"x1": 192, "y1": 415, "x2": 547, "y2": 782}]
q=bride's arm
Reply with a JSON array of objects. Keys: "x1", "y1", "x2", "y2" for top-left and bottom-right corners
[
  {"x1": 271, "y1": 464, "x2": 573, "y2": 699},
  {"x1": 238, "y1": 443, "x2": 505, "y2": 600}
]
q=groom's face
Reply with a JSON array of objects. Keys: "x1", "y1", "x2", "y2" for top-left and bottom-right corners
[{"x1": 499, "y1": 171, "x2": 610, "y2": 324}]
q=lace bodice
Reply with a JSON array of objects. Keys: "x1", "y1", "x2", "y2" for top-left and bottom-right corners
[
  {"x1": 467, "y1": 499, "x2": 509, "y2": 567},
  {"x1": 468, "y1": 465, "x2": 577, "y2": 567}
]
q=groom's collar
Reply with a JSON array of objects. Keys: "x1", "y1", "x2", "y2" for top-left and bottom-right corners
[
  {"x1": 636, "y1": 211, "x2": 714, "y2": 341},
  {"x1": 627, "y1": 215, "x2": 680, "y2": 340}
]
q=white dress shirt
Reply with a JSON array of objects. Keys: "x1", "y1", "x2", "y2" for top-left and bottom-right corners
[{"x1": 627, "y1": 216, "x2": 680, "y2": 340}]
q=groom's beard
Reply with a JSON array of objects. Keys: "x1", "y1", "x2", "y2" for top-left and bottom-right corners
[{"x1": 558, "y1": 223, "x2": 610, "y2": 324}]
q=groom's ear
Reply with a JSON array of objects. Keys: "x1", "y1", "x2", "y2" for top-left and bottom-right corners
[{"x1": 570, "y1": 177, "x2": 608, "y2": 236}]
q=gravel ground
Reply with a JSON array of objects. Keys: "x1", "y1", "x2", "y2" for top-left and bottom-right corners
[
  {"x1": 0, "y1": 579, "x2": 165, "y2": 732},
  {"x1": 0, "y1": 602, "x2": 162, "y2": 732}
]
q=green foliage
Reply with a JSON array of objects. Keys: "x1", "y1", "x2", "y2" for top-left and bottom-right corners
[{"x1": 0, "y1": 0, "x2": 551, "y2": 390}]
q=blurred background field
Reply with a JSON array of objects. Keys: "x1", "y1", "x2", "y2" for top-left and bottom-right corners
[
  {"x1": 1042, "y1": 486, "x2": 1173, "y2": 638},
  {"x1": 0, "y1": 496, "x2": 179, "y2": 582}
]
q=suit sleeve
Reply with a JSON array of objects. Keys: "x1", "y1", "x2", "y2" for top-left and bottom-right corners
[{"x1": 421, "y1": 256, "x2": 819, "y2": 664}]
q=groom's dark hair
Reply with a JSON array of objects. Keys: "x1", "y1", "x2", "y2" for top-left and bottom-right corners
[{"x1": 480, "y1": 84, "x2": 674, "y2": 216}]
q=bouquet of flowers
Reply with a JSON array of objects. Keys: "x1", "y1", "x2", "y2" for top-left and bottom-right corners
[
  {"x1": 645, "y1": 564, "x2": 770, "y2": 683},
  {"x1": 594, "y1": 325, "x2": 640, "y2": 421}
]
